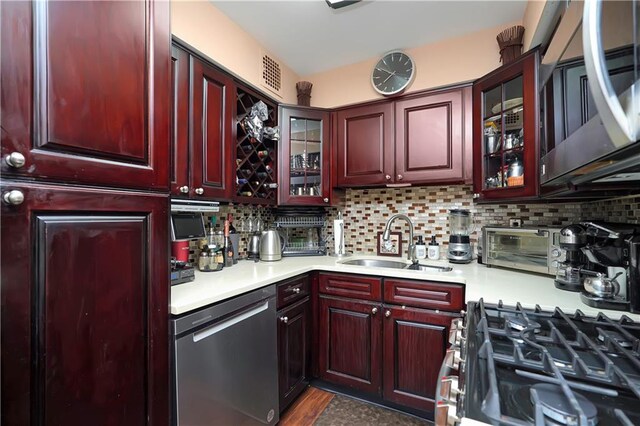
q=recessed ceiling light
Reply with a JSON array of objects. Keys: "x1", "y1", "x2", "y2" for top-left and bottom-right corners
[{"x1": 325, "y1": 0, "x2": 361, "y2": 9}]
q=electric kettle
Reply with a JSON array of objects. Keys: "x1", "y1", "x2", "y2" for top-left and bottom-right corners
[{"x1": 259, "y1": 230, "x2": 284, "y2": 261}]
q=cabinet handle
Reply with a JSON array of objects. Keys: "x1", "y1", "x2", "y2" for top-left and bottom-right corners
[
  {"x1": 179, "y1": 186, "x2": 189, "y2": 194},
  {"x1": 385, "y1": 174, "x2": 391, "y2": 181},
  {"x1": 371, "y1": 307, "x2": 378, "y2": 315},
  {"x1": 5, "y1": 152, "x2": 26, "y2": 168},
  {"x1": 385, "y1": 310, "x2": 391, "y2": 318},
  {"x1": 279, "y1": 316, "x2": 288, "y2": 323},
  {"x1": 292, "y1": 287, "x2": 301, "y2": 294},
  {"x1": 323, "y1": 198, "x2": 329, "y2": 203},
  {"x1": 3, "y1": 190, "x2": 25, "y2": 205},
  {"x1": 472, "y1": 193, "x2": 480, "y2": 199},
  {"x1": 195, "y1": 188, "x2": 204, "y2": 195},
  {"x1": 397, "y1": 174, "x2": 403, "y2": 180}
]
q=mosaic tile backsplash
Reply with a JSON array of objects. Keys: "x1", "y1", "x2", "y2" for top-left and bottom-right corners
[
  {"x1": 326, "y1": 186, "x2": 640, "y2": 257},
  {"x1": 186, "y1": 186, "x2": 639, "y2": 261}
]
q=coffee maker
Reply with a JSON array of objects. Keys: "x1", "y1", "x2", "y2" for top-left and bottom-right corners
[
  {"x1": 447, "y1": 209, "x2": 474, "y2": 263},
  {"x1": 578, "y1": 222, "x2": 640, "y2": 313},
  {"x1": 554, "y1": 224, "x2": 587, "y2": 292}
]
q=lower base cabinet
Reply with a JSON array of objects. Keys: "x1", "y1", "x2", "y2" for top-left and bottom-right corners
[
  {"x1": 382, "y1": 306, "x2": 457, "y2": 412},
  {"x1": 316, "y1": 273, "x2": 463, "y2": 416},
  {"x1": 318, "y1": 296, "x2": 382, "y2": 394},
  {"x1": 277, "y1": 277, "x2": 311, "y2": 412}
]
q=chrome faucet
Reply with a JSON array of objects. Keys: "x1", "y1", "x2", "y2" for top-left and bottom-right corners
[{"x1": 382, "y1": 214, "x2": 417, "y2": 264}]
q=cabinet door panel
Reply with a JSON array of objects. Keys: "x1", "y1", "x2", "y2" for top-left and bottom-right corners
[
  {"x1": 278, "y1": 298, "x2": 311, "y2": 411},
  {"x1": 0, "y1": 1, "x2": 170, "y2": 190},
  {"x1": 191, "y1": 58, "x2": 234, "y2": 200},
  {"x1": 318, "y1": 297, "x2": 382, "y2": 395},
  {"x1": 383, "y1": 306, "x2": 457, "y2": 413},
  {"x1": 336, "y1": 103, "x2": 394, "y2": 186},
  {"x1": 395, "y1": 88, "x2": 471, "y2": 184},
  {"x1": 170, "y1": 44, "x2": 191, "y2": 196},
  {"x1": 0, "y1": 181, "x2": 169, "y2": 426}
]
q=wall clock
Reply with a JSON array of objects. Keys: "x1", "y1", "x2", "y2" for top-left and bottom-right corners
[{"x1": 371, "y1": 50, "x2": 415, "y2": 96}]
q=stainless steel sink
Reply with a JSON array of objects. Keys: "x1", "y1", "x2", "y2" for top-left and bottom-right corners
[
  {"x1": 340, "y1": 259, "x2": 408, "y2": 269},
  {"x1": 340, "y1": 259, "x2": 453, "y2": 272},
  {"x1": 405, "y1": 263, "x2": 453, "y2": 272}
]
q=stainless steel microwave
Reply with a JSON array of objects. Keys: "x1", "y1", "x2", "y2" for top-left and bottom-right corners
[
  {"x1": 539, "y1": 0, "x2": 639, "y2": 196},
  {"x1": 482, "y1": 226, "x2": 565, "y2": 275}
]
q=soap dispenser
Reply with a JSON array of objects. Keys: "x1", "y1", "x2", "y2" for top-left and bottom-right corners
[
  {"x1": 415, "y1": 236, "x2": 427, "y2": 259},
  {"x1": 428, "y1": 236, "x2": 440, "y2": 260}
]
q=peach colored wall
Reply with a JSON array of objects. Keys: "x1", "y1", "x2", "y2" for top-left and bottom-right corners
[
  {"x1": 171, "y1": 0, "x2": 300, "y2": 104},
  {"x1": 302, "y1": 20, "x2": 522, "y2": 108}
]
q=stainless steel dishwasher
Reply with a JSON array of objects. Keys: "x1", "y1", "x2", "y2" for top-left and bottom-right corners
[{"x1": 172, "y1": 285, "x2": 278, "y2": 426}]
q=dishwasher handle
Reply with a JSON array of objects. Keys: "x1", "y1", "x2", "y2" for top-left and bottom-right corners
[{"x1": 193, "y1": 300, "x2": 270, "y2": 343}]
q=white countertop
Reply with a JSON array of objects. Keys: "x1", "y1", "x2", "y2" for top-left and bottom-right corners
[{"x1": 171, "y1": 254, "x2": 640, "y2": 320}]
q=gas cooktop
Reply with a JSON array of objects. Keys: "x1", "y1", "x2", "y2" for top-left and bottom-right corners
[{"x1": 463, "y1": 300, "x2": 640, "y2": 426}]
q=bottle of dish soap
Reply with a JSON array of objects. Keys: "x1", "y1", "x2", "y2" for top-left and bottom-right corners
[
  {"x1": 415, "y1": 236, "x2": 427, "y2": 259},
  {"x1": 428, "y1": 236, "x2": 440, "y2": 260}
]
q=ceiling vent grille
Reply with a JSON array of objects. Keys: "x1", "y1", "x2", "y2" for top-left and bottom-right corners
[{"x1": 260, "y1": 53, "x2": 282, "y2": 97}]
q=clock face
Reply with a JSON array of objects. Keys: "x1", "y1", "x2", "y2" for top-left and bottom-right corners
[{"x1": 371, "y1": 51, "x2": 415, "y2": 96}]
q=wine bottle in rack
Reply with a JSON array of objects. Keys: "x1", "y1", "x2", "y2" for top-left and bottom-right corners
[
  {"x1": 257, "y1": 150, "x2": 269, "y2": 158},
  {"x1": 237, "y1": 178, "x2": 249, "y2": 185},
  {"x1": 239, "y1": 191, "x2": 252, "y2": 197},
  {"x1": 265, "y1": 162, "x2": 274, "y2": 172}
]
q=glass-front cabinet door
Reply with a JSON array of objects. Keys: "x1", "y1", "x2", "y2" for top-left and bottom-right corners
[
  {"x1": 279, "y1": 107, "x2": 331, "y2": 205},
  {"x1": 473, "y1": 49, "x2": 539, "y2": 201}
]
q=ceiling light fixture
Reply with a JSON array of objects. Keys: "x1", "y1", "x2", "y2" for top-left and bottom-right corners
[{"x1": 325, "y1": 0, "x2": 361, "y2": 9}]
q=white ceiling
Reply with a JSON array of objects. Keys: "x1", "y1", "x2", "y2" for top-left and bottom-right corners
[{"x1": 211, "y1": 0, "x2": 527, "y2": 76}]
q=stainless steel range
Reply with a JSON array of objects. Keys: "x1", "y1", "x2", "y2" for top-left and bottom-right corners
[{"x1": 437, "y1": 299, "x2": 640, "y2": 425}]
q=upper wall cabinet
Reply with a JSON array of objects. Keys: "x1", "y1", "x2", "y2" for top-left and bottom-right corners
[
  {"x1": 279, "y1": 106, "x2": 332, "y2": 205},
  {"x1": 1, "y1": 1, "x2": 170, "y2": 191},
  {"x1": 170, "y1": 43, "x2": 234, "y2": 200},
  {"x1": 472, "y1": 50, "x2": 539, "y2": 202},
  {"x1": 335, "y1": 86, "x2": 472, "y2": 187}
]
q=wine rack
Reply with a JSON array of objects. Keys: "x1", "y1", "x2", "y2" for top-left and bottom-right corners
[{"x1": 234, "y1": 84, "x2": 278, "y2": 205}]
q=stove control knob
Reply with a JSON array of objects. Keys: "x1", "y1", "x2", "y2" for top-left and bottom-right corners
[
  {"x1": 444, "y1": 349, "x2": 462, "y2": 370},
  {"x1": 551, "y1": 248, "x2": 561, "y2": 257},
  {"x1": 435, "y1": 401, "x2": 460, "y2": 426},
  {"x1": 448, "y1": 327, "x2": 465, "y2": 347}
]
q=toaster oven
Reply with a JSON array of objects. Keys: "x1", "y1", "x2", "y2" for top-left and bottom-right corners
[{"x1": 482, "y1": 226, "x2": 564, "y2": 275}]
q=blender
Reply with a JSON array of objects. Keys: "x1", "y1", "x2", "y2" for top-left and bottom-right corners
[{"x1": 448, "y1": 209, "x2": 474, "y2": 263}]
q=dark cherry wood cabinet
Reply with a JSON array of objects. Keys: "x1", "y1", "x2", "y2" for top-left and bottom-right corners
[
  {"x1": 318, "y1": 296, "x2": 383, "y2": 395},
  {"x1": 170, "y1": 44, "x2": 190, "y2": 197},
  {"x1": 190, "y1": 57, "x2": 235, "y2": 200},
  {"x1": 395, "y1": 88, "x2": 473, "y2": 185},
  {"x1": 279, "y1": 106, "x2": 333, "y2": 205},
  {"x1": 382, "y1": 306, "x2": 457, "y2": 412},
  {"x1": 0, "y1": 181, "x2": 169, "y2": 426},
  {"x1": 472, "y1": 49, "x2": 540, "y2": 201},
  {"x1": 278, "y1": 298, "x2": 311, "y2": 411},
  {"x1": 335, "y1": 86, "x2": 472, "y2": 188},
  {"x1": 336, "y1": 102, "x2": 395, "y2": 186},
  {"x1": 169, "y1": 43, "x2": 234, "y2": 200},
  {"x1": 0, "y1": 1, "x2": 170, "y2": 191},
  {"x1": 315, "y1": 273, "x2": 464, "y2": 416}
]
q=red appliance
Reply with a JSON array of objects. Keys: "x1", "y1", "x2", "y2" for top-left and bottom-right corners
[{"x1": 172, "y1": 240, "x2": 190, "y2": 262}]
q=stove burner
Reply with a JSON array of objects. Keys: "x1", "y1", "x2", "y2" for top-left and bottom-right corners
[
  {"x1": 531, "y1": 384, "x2": 598, "y2": 426},
  {"x1": 597, "y1": 330, "x2": 633, "y2": 349},
  {"x1": 505, "y1": 315, "x2": 541, "y2": 332}
]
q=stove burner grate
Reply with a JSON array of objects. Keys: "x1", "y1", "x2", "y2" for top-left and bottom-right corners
[{"x1": 531, "y1": 383, "x2": 598, "y2": 426}]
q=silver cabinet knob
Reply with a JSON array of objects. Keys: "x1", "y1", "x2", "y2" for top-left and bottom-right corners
[
  {"x1": 195, "y1": 188, "x2": 204, "y2": 195},
  {"x1": 385, "y1": 174, "x2": 391, "y2": 180},
  {"x1": 3, "y1": 190, "x2": 24, "y2": 205},
  {"x1": 323, "y1": 198, "x2": 329, "y2": 203},
  {"x1": 472, "y1": 193, "x2": 480, "y2": 199},
  {"x1": 292, "y1": 287, "x2": 301, "y2": 294},
  {"x1": 179, "y1": 186, "x2": 189, "y2": 194},
  {"x1": 280, "y1": 316, "x2": 288, "y2": 323},
  {"x1": 397, "y1": 174, "x2": 403, "y2": 180},
  {"x1": 385, "y1": 310, "x2": 391, "y2": 318},
  {"x1": 371, "y1": 307, "x2": 378, "y2": 315},
  {"x1": 5, "y1": 152, "x2": 26, "y2": 168}
]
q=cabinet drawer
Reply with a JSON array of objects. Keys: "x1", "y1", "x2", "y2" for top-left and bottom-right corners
[
  {"x1": 319, "y1": 273, "x2": 382, "y2": 301},
  {"x1": 383, "y1": 279, "x2": 464, "y2": 312},
  {"x1": 277, "y1": 275, "x2": 310, "y2": 309}
]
